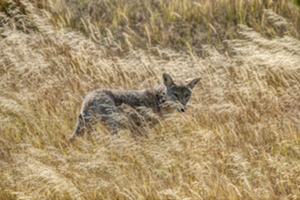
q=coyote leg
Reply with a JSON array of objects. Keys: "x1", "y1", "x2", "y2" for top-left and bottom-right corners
[
  {"x1": 69, "y1": 112, "x2": 95, "y2": 142},
  {"x1": 69, "y1": 93, "x2": 120, "y2": 142}
]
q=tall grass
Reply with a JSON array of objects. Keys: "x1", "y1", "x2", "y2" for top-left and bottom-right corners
[{"x1": 1, "y1": 0, "x2": 300, "y2": 199}]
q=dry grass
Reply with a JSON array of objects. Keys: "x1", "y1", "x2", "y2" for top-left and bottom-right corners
[{"x1": 1, "y1": 0, "x2": 300, "y2": 199}]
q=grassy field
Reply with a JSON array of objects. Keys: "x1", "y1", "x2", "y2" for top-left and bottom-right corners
[{"x1": 1, "y1": 0, "x2": 300, "y2": 199}]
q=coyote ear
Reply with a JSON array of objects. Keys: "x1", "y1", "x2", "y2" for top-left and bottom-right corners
[
  {"x1": 187, "y1": 77, "x2": 201, "y2": 89},
  {"x1": 163, "y1": 73, "x2": 174, "y2": 88}
]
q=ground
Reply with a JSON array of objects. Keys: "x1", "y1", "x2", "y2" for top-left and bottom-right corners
[{"x1": 1, "y1": 0, "x2": 300, "y2": 199}]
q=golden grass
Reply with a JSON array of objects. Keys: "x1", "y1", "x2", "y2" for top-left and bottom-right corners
[{"x1": 1, "y1": 0, "x2": 300, "y2": 199}]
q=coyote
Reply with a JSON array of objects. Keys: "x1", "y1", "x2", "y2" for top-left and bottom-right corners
[{"x1": 69, "y1": 73, "x2": 201, "y2": 141}]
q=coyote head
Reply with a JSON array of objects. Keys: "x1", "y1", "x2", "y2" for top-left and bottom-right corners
[{"x1": 163, "y1": 72, "x2": 201, "y2": 112}]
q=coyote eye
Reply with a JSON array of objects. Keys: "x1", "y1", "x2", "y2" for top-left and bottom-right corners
[
  {"x1": 173, "y1": 93, "x2": 179, "y2": 99},
  {"x1": 184, "y1": 94, "x2": 189, "y2": 99}
]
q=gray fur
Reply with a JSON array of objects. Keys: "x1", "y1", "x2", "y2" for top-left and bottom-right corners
[{"x1": 69, "y1": 73, "x2": 201, "y2": 141}]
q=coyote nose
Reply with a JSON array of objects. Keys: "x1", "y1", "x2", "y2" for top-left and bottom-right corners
[{"x1": 181, "y1": 108, "x2": 185, "y2": 112}]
